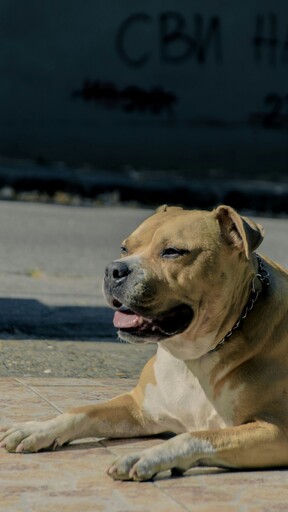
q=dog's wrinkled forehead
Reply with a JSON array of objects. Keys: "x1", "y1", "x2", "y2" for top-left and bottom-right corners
[
  {"x1": 122, "y1": 206, "x2": 213, "y2": 253},
  {"x1": 122, "y1": 205, "x2": 264, "y2": 261}
]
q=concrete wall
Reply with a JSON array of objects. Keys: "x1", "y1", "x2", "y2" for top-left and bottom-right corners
[{"x1": 0, "y1": 0, "x2": 288, "y2": 175}]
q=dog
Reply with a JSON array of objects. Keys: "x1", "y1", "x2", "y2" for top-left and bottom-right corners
[{"x1": 1, "y1": 204, "x2": 288, "y2": 481}]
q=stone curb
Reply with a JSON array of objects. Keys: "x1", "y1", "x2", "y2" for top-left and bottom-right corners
[{"x1": 0, "y1": 163, "x2": 287, "y2": 213}]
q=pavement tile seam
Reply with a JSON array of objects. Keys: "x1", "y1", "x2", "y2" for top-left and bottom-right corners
[
  {"x1": 14, "y1": 377, "x2": 64, "y2": 414},
  {"x1": 153, "y1": 481, "x2": 192, "y2": 512},
  {"x1": 98, "y1": 439, "x2": 120, "y2": 458}
]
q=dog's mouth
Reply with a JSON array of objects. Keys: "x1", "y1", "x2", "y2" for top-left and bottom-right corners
[{"x1": 112, "y1": 301, "x2": 193, "y2": 341}]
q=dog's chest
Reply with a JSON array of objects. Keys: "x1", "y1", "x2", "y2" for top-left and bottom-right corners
[{"x1": 142, "y1": 347, "x2": 226, "y2": 432}]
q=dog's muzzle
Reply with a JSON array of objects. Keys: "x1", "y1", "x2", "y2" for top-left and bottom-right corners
[{"x1": 103, "y1": 260, "x2": 193, "y2": 342}]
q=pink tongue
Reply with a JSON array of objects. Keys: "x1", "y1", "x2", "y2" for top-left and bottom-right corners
[{"x1": 113, "y1": 310, "x2": 143, "y2": 329}]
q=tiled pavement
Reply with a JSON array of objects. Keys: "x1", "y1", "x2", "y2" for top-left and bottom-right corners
[{"x1": 1, "y1": 378, "x2": 288, "y2": 512}]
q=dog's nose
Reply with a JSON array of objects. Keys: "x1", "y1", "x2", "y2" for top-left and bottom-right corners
[{"x1": 105, "y1": 261, "x2": 131, "y2": 283}]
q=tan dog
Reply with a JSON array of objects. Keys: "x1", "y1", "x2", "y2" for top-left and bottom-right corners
[{"x1": 1, "y1": 205, "x2": 288, "y2": 481}]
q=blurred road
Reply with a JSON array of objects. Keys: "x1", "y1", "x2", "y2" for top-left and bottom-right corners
[
  {"x1": 0, "y1": 202, "x2": 149, "y2": 339},
  {"x1": 0, "y1": 200, "x2": 286, "y2": 378}
]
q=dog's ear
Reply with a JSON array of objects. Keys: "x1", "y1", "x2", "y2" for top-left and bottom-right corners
[
  {"x1": 156, "y1": 204, "x2": 169, "y2": 213},
  {"x1": 214, "y1": 205, "x2": 264, "y2": 259},
  {"x1": 156, "y1": 205, "x2": 183, "y2": 214}
]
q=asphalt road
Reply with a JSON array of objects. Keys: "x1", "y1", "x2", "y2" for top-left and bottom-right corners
[
  {"x1": 0, "y1": 201, "x2": 150, "y2": 339},
  {"x1": 0, "y1": 200, "x2": 286, "y2": 378}
]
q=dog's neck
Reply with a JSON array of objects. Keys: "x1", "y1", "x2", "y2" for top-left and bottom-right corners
[{"x1": 207, "y1": 254, "x2": 270, "y2": 355}]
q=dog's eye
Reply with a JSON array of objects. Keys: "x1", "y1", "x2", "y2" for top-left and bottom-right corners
[
  {"x1": 161, "y1": 248, "x2": 189, "y2": 259},
  {"x1": 120, "y1": 246, "x2": 128, "y2": 256}
]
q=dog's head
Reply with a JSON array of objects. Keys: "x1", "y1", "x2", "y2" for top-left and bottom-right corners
[{"x1": 103, "y1": 205, "x2": 264, "y2": 358}]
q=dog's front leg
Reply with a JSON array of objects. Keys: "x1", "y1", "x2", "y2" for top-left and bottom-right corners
[
  {"x1": 0, "y1": 391, "x2": 159, "y2": 453},
  {"x1": 108, "y1": 421, "x2": 288, "y2": 481}
]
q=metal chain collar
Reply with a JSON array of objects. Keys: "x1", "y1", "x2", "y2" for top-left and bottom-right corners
[{"x1": 209, "y1": 254, "x2": 270, "y2": 354}]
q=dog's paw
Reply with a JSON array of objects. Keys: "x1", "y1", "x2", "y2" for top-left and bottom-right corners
[
  {"x1": 0, "y1": 419, "x2": 66, "y2": 453},
  {"x1": 107, "y1": 435, "x2": 195, "y2": 481},
  {"x1": 107, "y1": 453, "x2": 144, "y2": 481},
  {"x1": 107, "y1": 445, "x2": 173, "y2": 482}
]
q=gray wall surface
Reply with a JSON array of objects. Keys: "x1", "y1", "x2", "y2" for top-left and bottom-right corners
[{"x1": 0, "y1": 1, "x2": 288, "y2": 175}]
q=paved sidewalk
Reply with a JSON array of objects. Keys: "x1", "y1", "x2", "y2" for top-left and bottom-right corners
[{"x1": 1, "y1": 377, "x2": 288, "y2": 512}]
